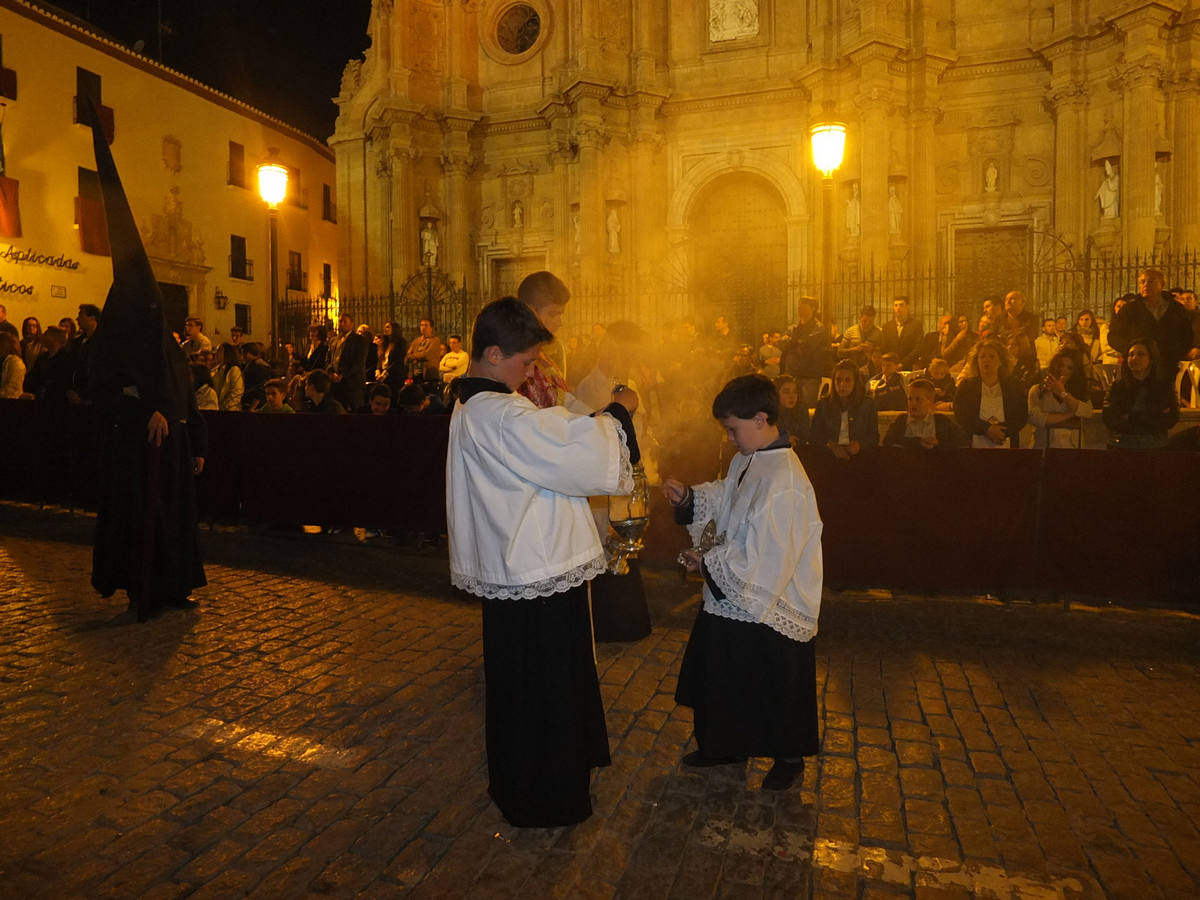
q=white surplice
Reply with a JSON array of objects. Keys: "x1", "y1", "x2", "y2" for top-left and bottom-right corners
[
  {"x1": 447, "y1": 387, "x2": 633, "y2": 600},
  {"x1": 687, "y1": 446, "x2": 824, "y2": 642}
]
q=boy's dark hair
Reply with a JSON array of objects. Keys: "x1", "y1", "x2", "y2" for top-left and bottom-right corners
[
  {"x1": 712, "y1": 373, "x2": 779, "y2": 424},
  {"x1": 395, "y1": 382, "x2": 426, "y2": 407},
  {"x1": 190, "y1": 363, "x2": 214, "y2": 390},
  {"x1": 907, "y1": 378, "x2": 936, "y2": 397},
  {"x1": 881, "y1": 352, "x2": 899, "y2": 363},
  {"x1": 264, "y1": 378, "x2": 286, "y2": 393},
  {"x1": 369, "y1": 383, "x2": 393, "y2": 401},
  {"x1": 306, "y1": 369, "x2": 332, "y2": 395},
  {"x1": 470, "y1": 296, "x2": 553, "y2": 362},
  {"x1": 78, "y1": 303, "x2": 102, "y2": 320},
  {"x1": 517, "y1": 271, "x2": 570, "y2": 310}
]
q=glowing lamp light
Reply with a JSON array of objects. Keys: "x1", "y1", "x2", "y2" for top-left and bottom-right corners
[
  {"x1": 257, "y1": 162, "x2": 289, "y2": 206},
  {"x1": 810, "y1": 122, "x2": 847, "y2": 177}
]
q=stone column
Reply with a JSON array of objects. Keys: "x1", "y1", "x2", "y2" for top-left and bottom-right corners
[
  {"x1": 440, "y1": 116, "x2": 477, "y2": 286},
  {"x1": 567, "y1": 84, "x2": 611, "y2": 289},
  {"x1": 1121, "y1": 63, "x2": 1162, "y2": 253},
  {"x1": 1171, "y1": 73, "x2": 1200, "y2": 248},
  {"x1": 1047, "y1": 81, "x2": 1089, "y2": 252},
  {"x1": 910, "y1": 106, "x2": 938, "y2": 270},
  {"x1": 329, "y1": 135, "x2": 366, "y2": 297},
  {"x1": 850, "y1": 46, "x2": 899, "y2": 268}
]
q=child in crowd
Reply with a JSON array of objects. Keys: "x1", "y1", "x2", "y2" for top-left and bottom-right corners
[
  {"x1": 663, "y1": 374, "x2": 822, "y2": 791},
  {"x1": 882, "y1": 378, "x2": 967, "y2": 449},
  {"x1": 773, "y1": 374, "x2": 811, "y2": 446},
  {"x1": 366, "y1": 383, "x2": 393, "y2": 415},
  {"x1": 303, "y1": 370, "x2": 345, "y2": 414},
  {"x1": 810, "y1": 358, "x2": 879, "y2": 458},
  {"x1": 869, "y1": 351, "x2": 907, "y2": 411},
  {"x1": 925, "y1": 357, "x2": 957, "y2": 409},
  {"x1": 447, "y1": 296, "x2": 640, "y2": 827},
  {"x1": 257, "y1": 378, "x2": 294, "y2": 414},
  {"x1": 191, "y1": 364, "x2": 218, "y2": 410}
]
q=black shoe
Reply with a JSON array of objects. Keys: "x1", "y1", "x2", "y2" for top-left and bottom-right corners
[
  {"x1": 682, "y1": 750, "x2": 747, "y2": 768},
  {"x1": 762, "y1": 758, "x2": 805, "y2": 791}
]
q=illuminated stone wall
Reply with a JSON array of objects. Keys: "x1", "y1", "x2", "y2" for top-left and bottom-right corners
[
  {"x1": 0, "y1": 1, "x2": 338, "y2": 341},
  {"x1": 333, "y1": 0, "x2": 1200, "y2": 334}
]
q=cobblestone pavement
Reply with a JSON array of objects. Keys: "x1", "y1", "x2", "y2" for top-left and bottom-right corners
[{"x1": 1, "y1": 504, "x2": 1199, "y2": 899}]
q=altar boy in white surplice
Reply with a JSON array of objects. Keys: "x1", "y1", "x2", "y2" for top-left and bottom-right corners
[
  {"x1": 447, "y1": 297, "x2": 640, "y2": 828},
  {"x1": 664, "y1": 374, "x2": 823, "y2": 792}
]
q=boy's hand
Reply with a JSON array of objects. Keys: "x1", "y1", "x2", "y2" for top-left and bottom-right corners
[
  {"x1": 662, "y1": 478, "x2": 688, "y2": 505},
  {"x1": 679, "y1": 548, "x2": 702, "y2": 573},
  {"x1": 612, "y1": 386, "x2": 639, "y2": 414}
]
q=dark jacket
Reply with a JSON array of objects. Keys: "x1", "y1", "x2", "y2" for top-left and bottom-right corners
[
  {"x1": 809, "y1": 396, "x2": 879, "y2": 449},
  {"x1": 781, "y1": 318, "x2": 829, "y2": 379},
  {"x1": 953, "y1": 376, "x2": 1029, "y2": 448},
  {"x1": 1109, "y1": 296, "x2": 1194, "y2": 373},
  {"x1": 880, "y1": 319, "x2": 923, "y2": 369},
  {"x1": 883, "y1": 413, "x2": 968, "y2": 449},
  {"x1": 1102, "y1": 374, "x2": 1179, "y2": 445},
  {"x1": 303, "y1": 341, "x2": 328, "y2": 372}
]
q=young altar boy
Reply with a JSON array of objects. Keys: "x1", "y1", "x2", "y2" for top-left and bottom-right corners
[
  {"x1": 663, "y1": 373, "x2": 823, "y2": 790},
  {"x1": 447, "y1": 297, "x2": 640, "y2": 827}
]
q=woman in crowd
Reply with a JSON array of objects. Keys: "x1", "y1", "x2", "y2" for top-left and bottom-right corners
[
  {"x1": 809, "y1": 358, "x2": 878, "y2": 459},
  {"x1": 240, "y1": 342, "x2": 271, "y2": 411},
  {"x1": 191, "y1": 363, "x2": 218, "y2": 410},
  {"x1": 375, "y1": 321, "x2": 404, "y2": 385},
  {"x1": 20, "y1": 317, "x2": 43, "y2": 373},
  {"x1": 940, "y1": 313, "x2": 977, "y2": 371},
  {"x1": 1100, "y1": 295, "x2": 1133, "y2": 365},
  {"x1": 953, "y1": 339, "x2": 1028, "y2": 448},
  {"x1": 1072, "y1": 309, "x2": 1102, "y2": 366},
  {"x1": 0, "y1": 331, "x2": 27, "y2": 398},
  {"x1": 773, "y1": 374, "x2": 811, "y2": 446},
  {"x1": 58, "y1": 317, "x2": 77, "y2": 342},
  {"x1": 211, "y1": 342, "x2": 244, "y2": 412},
  {"x1": 303, "y1": 324, "x2": 329, "y2": 372},
  {"x1": 1102, "y1": 338, "x2": 1179, "y2": 449},
  {"x1": 1028, "y1": 349, "x2": 1093, "y2": 448}
]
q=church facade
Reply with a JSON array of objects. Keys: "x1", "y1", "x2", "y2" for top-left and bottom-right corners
[{"x1": 331, "y1": 0, "x2": 1200, "y2": 336}]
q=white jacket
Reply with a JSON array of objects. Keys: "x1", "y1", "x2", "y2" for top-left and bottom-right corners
[{"x1": 447, "y1": 385, "x2": 633, "y2": 599}]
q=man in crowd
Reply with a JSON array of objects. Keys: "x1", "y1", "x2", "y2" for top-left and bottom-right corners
[
  {"x1": 405, "y1": 318, "x2": 446, "y2": 389},
  {"x1": 180, "y1": 316, "x2": 211, "y2": 358},
  {"x1": 0, "y1": 304, "x2": 18, "y2": 339},
  {"x1": 997, "y1": 290, "x2": 1039, "y2": 383},
  {"x1": 439, "y1": 334, "x2": 469, "y2": 386},
  {"x1": 1109, "y1": 267, "x2": 1194, "y2": 378},
  {"x1": 303, "y1": 370, "x2": 346, "y2": 414},
  {"x1": 883, "y1": 378, "x2": 967, "y2": 449},
  {"x1": 68, "y1": 303, "x2": 101, "y2": 403},
  {"x1": 329, "y1": 312, "x2": 368, "y2": 411},
  {"x1": 838, "y1": 305, "x2": 882, "y2": 369},
  {"x1": 880, "y1": 295, "x2": 922, "y2": 369},
  {"x1": 1035, "y1": 318, "x2": 1060, "y2": 371},
  {"x1": 780, "y1": 297, "x2": 828, "y2": 407}
]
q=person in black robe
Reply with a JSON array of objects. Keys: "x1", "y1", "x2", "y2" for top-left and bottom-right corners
[{"x1": 81, "y1": 97, "x2": 206, "y2": 622}]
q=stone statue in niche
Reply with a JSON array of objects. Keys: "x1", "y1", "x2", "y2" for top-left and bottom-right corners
[
  {"x1": 420, "y1": 222, "x2": 439, "y2": 268},
  {"x1": 512, "y1": 201, "x2": 524, "y2": 228},
  {"x1": 984, "y1": 161, "x2": 998, "y2": 193},
  {"x1": 845, "y1": 183, "x2": 861, "y2": 236},
  {"x1": 1155, "y1": 163, "x2": 1164, "y2": 216},
  {"x1": 1096, "y1": 160, "x2": 1119, "y2": 219},
  {"x1": 887, "y1": 185, "x2": 902, "y2": 235},
  {"x1": 709, "y1": 0, "x2": 759, "y2": 42},
  {"x1": 607, "y1": 208, "x2": 621, "y2": 254}
]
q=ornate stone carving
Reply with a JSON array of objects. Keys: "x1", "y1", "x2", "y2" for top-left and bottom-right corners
[
  {"x1": 340, "y1": 59, "x2": 363, "y2": 98},
  {"x1": 1023, "y1": 156, "x2": 1051, "y2": 188},
  {"x1": 161, "y1": 135, "x2": 181, "y2": 175},
  {"x1": 709, "y1": 0, "x2": 759, "y2": 43},
  {"x1": 144, "y1": 187, "x2": 205, "y2": 267}
]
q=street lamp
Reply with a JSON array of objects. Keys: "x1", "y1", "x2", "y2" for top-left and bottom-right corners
[
  {"x1": 257, "y1": 154, "x2": 288, "y2": 360},
  {"x1": 810, "y1": 122, "x2": 846, "y2": 328}
]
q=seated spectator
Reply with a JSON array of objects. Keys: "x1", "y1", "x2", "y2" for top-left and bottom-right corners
[
  {"x1": 925, "y1": 358, "x2": 956, "y2": 409},
  {"x1": 365, "y1": 382, "x2": 393, "y2": 415},
  {"x1": 941, "y1": 314, "x2": 977, "y2": 371},
  {"x1": 911, "y1": 317, "x2": 948, "y2": 372},
  {"x1": 1072, "y1": 309, "x2": 1103, "y2": 366},
  {"x1": 303, "y1": 369, "x2": 346, "y2": 414},
  {"x1": 1102, "y1": 338, "x2": 1179, "y2": 449},
  {"x1": 394, "y1": 382, "x2": 429, "y2": 414},
  {"x1": 257, "y1": 378, "x2": 294, "y2": 414},
  {"x1": 23, "y1": 327, "x2": 74, "y2": 404},
  {"x1": 439, "y1": 334, "x2": 469, "y2": 385},
  {"x1": 0, "y1": 331, "x2": 27, "y2": 398},
  {"x1": 1034, "y1": 318, "x2": 1059, "y2": 372},
  {"x1": 837, "y1": 305, "x2": 882, "y2": 369},
  {"x1": 810, "y1": 358, "x2": 879, "y2": 459},
  {"x1": 212, "y1": 343, "x2": 244, "y2": 411},
  {"x1": 1028, "y1": 350, "x2": 1093, "y2": 448},
  {"x1": 953, "y1": 339, "x2": 1028, "y2": 449},
  {"x1": 868, "y1": 352, "x2": 907, "y2": 411},
  {"x1": 774, "y1": 374, "x2": 811, "y2": 445},
  {"x1": 192, "y1": 364, "x2": 218, "y2": 410},
  {"x1": 58, "y1": 317, "x2": 77, "y2": 342},
  {"x1": 241, "y1": 342, "x2": 271, "y2": 411},
  {"x1": 883, "y1": 378, "x2": 967, "y2": 449},
  {"x1": 1056, "y1": 331, "x2": 1104, "y2": 403}
]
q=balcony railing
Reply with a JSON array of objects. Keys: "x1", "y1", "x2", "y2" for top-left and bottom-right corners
[{"x1": 229, "y1": 256, "x2": 254, "y2": 281}]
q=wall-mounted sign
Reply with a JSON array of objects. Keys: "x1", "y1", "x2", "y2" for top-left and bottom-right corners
[
  {"x1": 0, "y1": 274, "x2": 34, "y2": 295},
  {"x1": 0, "y1": 243, "x2": 82, "y2": 270},
  {"x1": 51, "y1": 285, "x2": 67, "y2": 298}
]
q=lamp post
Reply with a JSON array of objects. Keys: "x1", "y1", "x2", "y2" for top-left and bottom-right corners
[
  {"x1": 257, "y1": 156, "x2": 288, "y2": 360},
  {"x1": 810, "y1": 122, "x2": 846, "y2": 329}
]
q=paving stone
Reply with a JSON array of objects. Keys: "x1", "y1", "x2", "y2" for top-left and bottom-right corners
[{"x1": 2, "y1": 508, "x2": 1199, "y2": 899}]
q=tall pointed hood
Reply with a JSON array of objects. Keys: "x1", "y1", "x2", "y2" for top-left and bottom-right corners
[{"x1": 83, "y1": 96, "x2": 187, "y2": 417}]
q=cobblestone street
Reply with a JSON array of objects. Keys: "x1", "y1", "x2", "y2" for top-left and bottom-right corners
[{"x1": 1, "y1": 504, "x2": 1199, "y2": 899}]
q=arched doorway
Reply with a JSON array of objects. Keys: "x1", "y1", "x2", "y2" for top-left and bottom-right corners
[{"x1": 689, "y1": 173, "x2": 788, "y2": 342}]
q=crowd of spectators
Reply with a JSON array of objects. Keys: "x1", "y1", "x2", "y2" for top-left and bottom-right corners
[{"x1": 1, "y1": 265, "x2": 1195, "y2": 457}]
